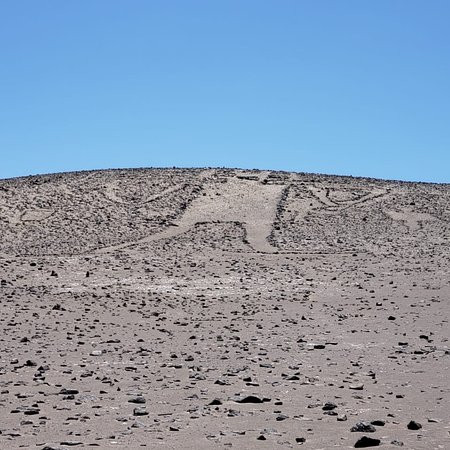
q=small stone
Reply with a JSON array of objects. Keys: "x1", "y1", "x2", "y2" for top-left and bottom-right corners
[
  {"x1": 287, "y1": 375, "x2": 300, "y2": 380},
  {"x1": 234, "y1": 395, "x2": 267, "y2": 404},
  {"x1": 276, "y1": 414, "x2": 288, "y2": 421},
  {"x1": 407, "y1": 420, "x2": 422, "y2": 430},
  {"x1": 322, "y1": 402, "x2": 337, "y2": 411},
  {"x1": 59, "y1": 388, "x2": 79, "y2": 395},
  {"x1": 354, "y1": 436, "x2": 380, "y2": 448},
  {"x1": 351, "y1": 422, "x2": 376, "y2": 433},
  {"x1": 133, "y1": 407, "x2": 148, "y2": 416},
  {"x1": 349, "y1": 383, "x2": 364, "y2": 390},
  {"x1": 391, "y1": 440, "x2": 404, "y2": 446},
  {"x1": 90, "y1": 350, "x2": 102, "y2": 356},
  {"x1": 20, "y1": 420, "x2": 33, "y2": 425},
  {"x1": 209, "y1": 398, "x2": 222, "y2": 406},
  {"x1": 257, "y1": 435, "x2": 266, "y2": 441},
  {"x1": 337, "y1": 414, "x2": 348, "y2": 421},
  {"x1": 370, "y1": 420, "x2": 385, "y2": 426},
  {"x1": 128, "y1": 397, "x2": 146, "y2": 404},
  {"x1": 295, "y1": 437, "x2": 306, "y2": 444}
]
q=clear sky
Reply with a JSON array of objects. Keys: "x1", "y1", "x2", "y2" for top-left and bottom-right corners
[{"x1": 1, "y1": 1, "x2": 449, "y2": 182}]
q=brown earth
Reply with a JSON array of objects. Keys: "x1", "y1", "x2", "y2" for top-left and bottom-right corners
[{"x1": 0, "y1": 168, "x2": 449, "y2": 449}]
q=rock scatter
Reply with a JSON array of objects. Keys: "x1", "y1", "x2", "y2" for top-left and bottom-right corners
[{"x1": 0, "y1": 168, "x2": 449, "y2": 449}]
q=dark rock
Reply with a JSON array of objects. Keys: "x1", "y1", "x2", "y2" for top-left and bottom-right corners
[
  {"x1": 407, "y1": 420, "x2": 422, "y2": 430},
  {"x1": 322, "y1": 402, "x2": 337, "y2": 411},
  {"x1": 234, "y1": 395, "x2": 268, "y2": 404},
  {"x1": 351, "y1": 422, "x2": 376, "y2": 433},
  {"x1": 59, "y1": 388, "x2": 79, "y2": 395},
  {"x1": 133, "y1": 407, "x2": 148, "y2": 416},
  {"x1": 276, "y1": 414, "x2": 288, "y2": 421},
  {"x1": 354, "y1": 436, "x2": 381, "y2": 448},
  {"x1": 128, "y1": 397, "x2": 146, "y2": 404},
  {"x1": 370, "y1": 420, "x2": 385, "y2": 426}
]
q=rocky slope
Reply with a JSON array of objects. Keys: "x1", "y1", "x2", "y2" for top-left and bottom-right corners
[{"x1": 0, "y1": 168, "x2": 449, "y2": 449}]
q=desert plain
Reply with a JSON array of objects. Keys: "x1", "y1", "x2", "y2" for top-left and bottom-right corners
[{"x1": 0, "y1": 168, "x2": 449, "y2": 449}]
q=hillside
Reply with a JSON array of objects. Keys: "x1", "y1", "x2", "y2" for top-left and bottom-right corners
[{"x1": 0, "y1": 168, "x2": 449, "y2": 449}]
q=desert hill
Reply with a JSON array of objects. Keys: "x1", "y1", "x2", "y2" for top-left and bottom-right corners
[
  {"x1": 0, "y1": 168, "x2": 448, "y2": 256},
  {"x1": 0, "y1": 168, "x2": 449, "y2": 449}
]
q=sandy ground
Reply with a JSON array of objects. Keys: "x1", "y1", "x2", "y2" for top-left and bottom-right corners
[{"x1": 0, "y1": 168, "x2": 449, "y2": 449}]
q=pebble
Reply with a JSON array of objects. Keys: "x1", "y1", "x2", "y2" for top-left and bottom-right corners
[
  {"x1": 234, "y1": 395, "x2": 269, "y2": 404},
  {"x1": 407, "y1": 420, "x2": 422, "y2": 430},
  {"x1": 322, "y1": 402, "x2": 337, "y2": 411},
  {"x1": 133, "y1": 407, "x2": 148, "y2": 416},
  {"x1": 354, "y1": 436, "x2": 381, "y2": 448},
  {"x1": 128, "y1": 397, "x2": 146, "y2": 404},
  {"x1": 370, "y1": 420, "x2": 385, "y2": 426},
  {"x1": 276, "y1": 414, "x2": 288, "y2": 421},
  {"x1": 351, "y1": 422, "x2": 376, "y2": 433}
]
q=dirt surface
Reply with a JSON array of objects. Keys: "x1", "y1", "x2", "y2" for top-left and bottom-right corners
[{"x1": 0, "y1": 168, "x2": 449, "y2": 449}]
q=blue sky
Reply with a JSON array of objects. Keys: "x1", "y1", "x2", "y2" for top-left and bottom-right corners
[{"x1": 1, "y1": 1, "x2": 449, "y2": 182}]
